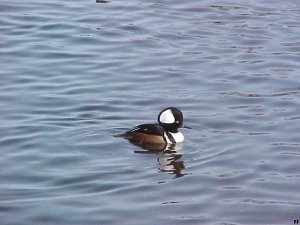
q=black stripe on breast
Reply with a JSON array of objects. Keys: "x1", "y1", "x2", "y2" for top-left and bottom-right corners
[{"x1": 165, "y1": 132, "x2": 175, "y2": 143}]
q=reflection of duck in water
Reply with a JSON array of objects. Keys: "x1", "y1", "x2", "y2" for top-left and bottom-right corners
[
  {"x1": 122, "y1": 107, "x2": 190, "y2": 144},
  {"x1": 133, "y1": 142, "x2": 185, "y2": 178}
]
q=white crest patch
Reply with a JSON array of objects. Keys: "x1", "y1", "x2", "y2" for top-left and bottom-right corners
[{"x1": 159, "y1": 109, "x2": 175, "y2": 124}]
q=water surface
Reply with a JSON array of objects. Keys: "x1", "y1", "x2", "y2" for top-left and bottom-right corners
[{"x1": 1, "y1": 0, "x2": 300, "y2": 224}]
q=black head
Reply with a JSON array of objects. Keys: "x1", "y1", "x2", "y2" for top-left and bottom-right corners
[{"x1": 157, "y1": 107, "x2": 184, "y2": 132}]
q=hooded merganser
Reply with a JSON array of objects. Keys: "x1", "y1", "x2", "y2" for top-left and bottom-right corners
[{"x1": 123, "y1": 107, "x2": 190, "y2": 144}]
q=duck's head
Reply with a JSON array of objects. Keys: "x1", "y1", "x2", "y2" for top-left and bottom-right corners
[{"x1": 158, "y1": 107, "x2": 189, "y2": 132}]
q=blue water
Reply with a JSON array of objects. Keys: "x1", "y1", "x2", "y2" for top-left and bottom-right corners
[{"x1": 1, "y1": 0, "x2": 300, "y2": 224}]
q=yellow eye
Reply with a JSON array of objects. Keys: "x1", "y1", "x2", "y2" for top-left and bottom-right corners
[{"x1": 175, "y1": 120, "x2": 179, "y2": 124}]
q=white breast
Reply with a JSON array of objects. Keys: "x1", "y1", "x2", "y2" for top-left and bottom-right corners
[{"x1": 164, "y1": 131, "x2": 184, "y2": 143}]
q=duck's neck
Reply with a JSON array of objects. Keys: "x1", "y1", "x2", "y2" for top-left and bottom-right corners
[{"x1": 160, "y1": 124, "x2": 179, "y2": 133}]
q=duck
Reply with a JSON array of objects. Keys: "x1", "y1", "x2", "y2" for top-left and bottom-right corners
[{"x1": 123, "y1": 107, "x2": 190, "y2": 144}]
